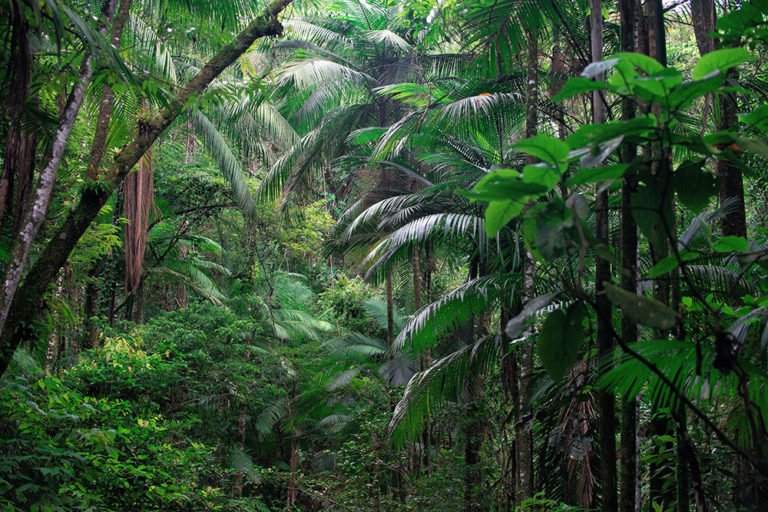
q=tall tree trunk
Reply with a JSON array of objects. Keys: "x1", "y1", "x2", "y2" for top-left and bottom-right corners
[
  {"x1": 287, "y1": 430, "x2": 300, "y2": 506},
  {"x1": 591, "y1": 1, "x2": 618, "y2": 510},
  {"x1": 0, "y1": 0, "x2": 293, "y2": 375},
  {"x1": 690, "y1": 0, "x2": 747, "y2": 237},
  {"x1": 412, "y1": 246, "x2": 431, "y2": 469},
  {"x1": 463, "y1": 258, "x2": 484, "y2": 512},
  {"x1": 0, "y1": 7, "x2": 35, "y2": 230},
  {"x1": 123, "y1": 117, "x2": 154, "y2": 294},
  {"x1": 386, "y1": 267, "x2": 394, "y2": 346},
  {"x1": 87, "y1": 0, "x2": 133, "y2": 181},
  {"x1": 618, "y1": 2, "x2": 639, "y2": 511},
  {"x1": 646, "y1": 3, "x2": 675, "y2": 508},
  {"x1": 516, "y1": 27, "x2": 538, "y2": 504}
]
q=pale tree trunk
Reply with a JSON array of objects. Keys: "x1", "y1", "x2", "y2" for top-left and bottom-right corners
[
  {"x1": 0, "y1": 0, "x2": 293, "y2": 374},
  {"x1": 516, "y1": 27, "x2": 538, "y2": 504},
  {"x1": 412, "y1": 246, "x2": 429, "y2": 470},
  {"x1": 386, "y1": 267, "x2": 394, "y2": 346}
]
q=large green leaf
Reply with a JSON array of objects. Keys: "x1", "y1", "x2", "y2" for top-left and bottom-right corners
[
  {"x1": 484, "y1": 200, "x2": 526, "y2": 236},
  {"x1": 552, "y1": 77, "x2": 609, "y2": 102},
  {"x1": 514, "y1": 134, "x2": 570, "y2": 166},
  {"x1": 631, "y1": 179, "x2": 674, "y2": 251},
  {"x1": 692, "y1": 48, "x2": 754, "y2": 80},
  {"x1": 674, "y1": 160, "x2": 717, "y2": 213},
  {"x1": 537, "y1": 304, "x2": 587, "y2": 382},
  {"x1": 603, "y1": 283, "x2": 676, "y2": 330},
  {"x1": 567, "y1": 164, "x2": 627, "y2": 186}
]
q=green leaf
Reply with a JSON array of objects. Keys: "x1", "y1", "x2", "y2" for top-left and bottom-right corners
[
  {"x1": 552, "y1": 77, "x2": 609, "y2": 102},
  {"x1": 737, "y1": 136, "x2": 768, "y2": 159},
  {"x1": 464, "y1": 181, "x2": 549, "y2": 202},
  {"x1": 631, "y1": 179, "x2": 674, "y2": 251},
  {"x1": 506, "y1": 292, "x2": 559, "y2": 338},
  {"x1": 668, "y1": 74, "x2": 725, "y2": 108},
  {"x1": 712, "y1": 236, "x2": 749, "y2": 253},
  {"x1": 603, "y1": 283, "x2": 677, "y2": 330},
  {"x1": 484, "y1": 200, "x2": 526, "y2": 237},
  {"x1": 567, "y1": 116, "x2": 655, "y2": 148},
  {"x1": 674, "y1": 160, "x2": 717, "y2": 213},
  {"x1": 647, "y1": 252, "x2": 700, "y2": 278},
  {"x1": 567, "y1": 164, "x2": 628, "y2": 186},
  {"x1": 473, "y1": 168, "x2": 520, "y2": 192},
  {"x1": 692, "y1": 48, "x2": 754, "y2": 80},
  {"x1": 631, "y1": 68, "x2": 683, "y2": 98},
  {"x1": 514, "y1": 134, "x2": 570, "y2": 166},
  {"x1": 608, "y1": 52, "x2": 665, "y2": 75},
  {"x1": 523, "y1": 164, "x2": 560, "y2": 189},
  {"x1": 537, "y1": 304, "x2": 587, "y2": 382},
  {"x1": 740, "y1": 105, "x2": 768, "y2": 131}
]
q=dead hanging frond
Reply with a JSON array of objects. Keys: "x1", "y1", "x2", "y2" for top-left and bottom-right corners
[{"x1": 123, "y1": 117, "x2": 155, "y2": 293}]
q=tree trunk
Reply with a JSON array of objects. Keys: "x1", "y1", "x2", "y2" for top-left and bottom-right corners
[
  {"x1": 516, "y1": 27, "x2": 538, "y2": 504},
  {"x1": 690, "y1": 0, "x2": 747, "y2": 238},
  {"x1": 591, "y1": 1, "x2": 618, "y2": 509},
  {"x1": 0, "y1": 0, "x2": 293, "y2": 375},
  {"x1": 463, "y1": 258, "x2": 484, "y2": 512},
  {"x1": 646, "y1": 3, "x2": 675, "y2": 508},
  {"x1": 618, "y1": 3, "x2": 639, "y2": 511},
  {"x1": 0, "y1": 7, "x2": 35, "y2": 230},
  {"x1": 287, "y1": 431, "x2": 300, "y2": 506},
  {"x1": 386, "y1": 267, "x2": 394, "y2": 346},
  {"x1": 87, "y1": 0, "x2": 133, "y2": 181}
]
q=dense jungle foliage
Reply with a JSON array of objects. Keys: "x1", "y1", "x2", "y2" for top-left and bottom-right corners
[{"x1": 2, "y1": 0, "x2": 768, "y2": 510}]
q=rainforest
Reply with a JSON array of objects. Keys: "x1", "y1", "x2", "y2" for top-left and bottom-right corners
[{"x1": 1, "y1": 0, "x2": 768, "y2": 510}]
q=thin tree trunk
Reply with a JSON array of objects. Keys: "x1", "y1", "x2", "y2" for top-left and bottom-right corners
[
  {"x1": 647, "y1": 3, "x2": 675, "y2": 507},
  {"x1": 463, "y1": 258, "x2": 484, "y2": 512},
  {"x1": 690, "y1": 0, "x2": 746, "y2": 237},
  {"x1": 591, "y1": 1, "x2": 618, "y2": 509},
  {"x1": 386, "y1": 267, "x2": 394, "y2": 346},
  {"x1": 618, "y1": 3, "x2": 639, "y2": 511},
  {"x1": 287, "y1": 430, "x2": 300, "y2": 506},
  {"x1": 516, "y1": 27, "x2": 538, "y2": 504},
  {"x1": 87, "y1": 0, "x2": 133, "y2": 180},
  {"x1": 0, "y1": 0, "x2": 293, "y2": 374}
]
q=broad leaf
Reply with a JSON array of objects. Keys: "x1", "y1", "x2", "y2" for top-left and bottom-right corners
[
  {"x1": 484, "y1": 200, "x2": 526, "y2": 236},
  {"x1": 567, "y1": 164, "x2": 628, "y2": 186},
  {"x1": 608, "y1": 52, "x2": 665, "y2": 75},
  {"x1": 647, "y1": 252, "x2": 700, "y2": 278},
  {"x1": 604, "y1": 283, "x2": 677, "y2": 329},
  {"x1": 514, "y1": 135, "x2": 570, "y2": 166},
  {"x1": 553, "y1": 77, "x2": 609, "y2": 102},
  {"x1": 506, "y1": 292, "x2": 559, "y2": 338},
  {"x1": 712, "y1": 236, "x2": 749, "y2": 253},
  {"x1": 674, "y1": 160, "x2": 717, "y2": 213},
  {"x1": 537, "y1": 304, "x2": 586, "y2": 382},
  {"x1": 692, "y1": 48, "x2": 754, "y2": 80}
]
